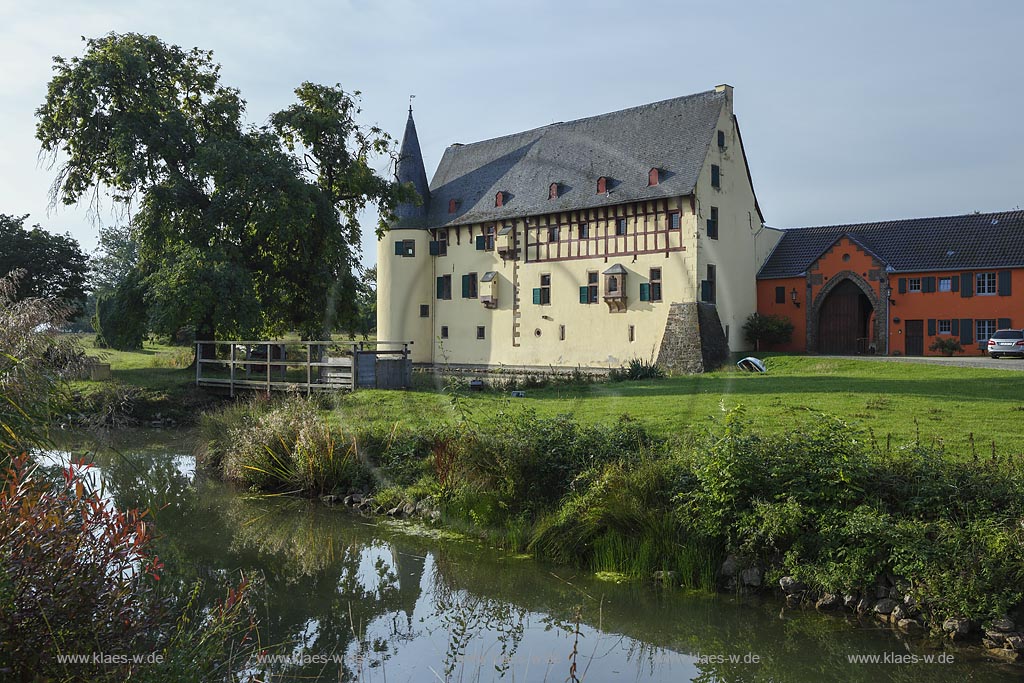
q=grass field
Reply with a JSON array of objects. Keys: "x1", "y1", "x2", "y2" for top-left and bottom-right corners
[
  {"x1": 331, "y1": 356, "x2": 1024, "y2": 457},
  {"x1": 70, "y1": 336, "x2": 1024, "y2": 455}
]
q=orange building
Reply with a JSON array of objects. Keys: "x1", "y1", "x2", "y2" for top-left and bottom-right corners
[{"x1": 756, "y1": 210, "x2": 1024, "y2": 356}]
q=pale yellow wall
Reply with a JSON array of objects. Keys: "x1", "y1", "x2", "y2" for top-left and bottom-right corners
[
  {"x1": 375, "y1": 229, "x2": 434, "y2": 363},
  {"x1": 693, "y1": 87, "x2": 766, "y2": 351},
  {"x1": 428, "y1": 199, "x2": 697, "y2": 368}
]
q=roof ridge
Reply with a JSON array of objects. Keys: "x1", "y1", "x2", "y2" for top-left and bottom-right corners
[
  {"x1": 442, "y1": 89, "x2": 722, "y2": 152},
  {"x1": 771, "y1": 209, "x2": 1024, "y2": 233}
]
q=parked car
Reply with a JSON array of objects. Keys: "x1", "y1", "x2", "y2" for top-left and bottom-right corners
[{"x1": 987, "y1": 329, "x2": 1024, "y2": 358}]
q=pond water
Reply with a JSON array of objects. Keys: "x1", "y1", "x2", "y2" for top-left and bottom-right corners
[{"x1": 60, "y1": 432, "x2": 1022, "y2": 682}]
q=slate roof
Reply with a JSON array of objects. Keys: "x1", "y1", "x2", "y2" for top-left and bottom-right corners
[
  {"x1": 758, "y1": 210, "x2": 1024, "y2": 279},
  {"x1": 393, "y1": 109, "x2": 431, "y2": 228},
  {"x1": 421, "y1": 89, "x2": 728, "y2": 228}
]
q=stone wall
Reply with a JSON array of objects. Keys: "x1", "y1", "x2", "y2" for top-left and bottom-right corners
[{"x1": 656, "y1": 302, "x2": 729, "y2": 373}]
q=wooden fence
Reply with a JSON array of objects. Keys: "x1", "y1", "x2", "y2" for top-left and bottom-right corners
[{"x1": 194, "y1": 340, "x2": 412, "y2": 395}]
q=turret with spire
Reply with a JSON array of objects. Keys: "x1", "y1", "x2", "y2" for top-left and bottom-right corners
[{"x1": 393, "y1": 104, "x2": 430, "y2": 227}]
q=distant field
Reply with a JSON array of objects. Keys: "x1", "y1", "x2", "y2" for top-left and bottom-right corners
[{"x1": 68, "y1": 336, "x2": 1024, "y2": 455}]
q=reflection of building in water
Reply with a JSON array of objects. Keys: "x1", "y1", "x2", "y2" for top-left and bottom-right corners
[{"x1": 390, "y1": 547, "x2": 426, "y2": 622}]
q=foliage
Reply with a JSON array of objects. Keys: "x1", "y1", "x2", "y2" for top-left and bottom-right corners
[
  {"x1": 0, "y1": 272, "x2": 86, "y2": 454},
  {"x1": 213, "y1": 395, "x2": 373, "y2": 495},
  {"x1": 90, "y1": 224, "x2": 139, "y2": 294},
  {"x1": 929, "y1": 337, "x2": 963, "y2": 356},
  {"x1": 37, "y1": 33, "x2": 410, "y2": 342},
  {"x1": 0, "y1": 276, "x2": 256, "y2": 680},
  {"x1": 742, "y1": 313, "x2": 794, "y2": 350},
  {"x1": 93, "y1": 269, "x2": 148, "y2": 350},
  {"x1": 608, "y1": 358, "x2": 665, "y2": 381},
  {"x1": 0, "y1": 214, "x2": 89, "y2": 314}
]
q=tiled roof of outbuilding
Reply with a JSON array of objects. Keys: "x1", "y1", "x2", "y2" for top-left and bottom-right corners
[
  {"x1": 758, "y1": 210, "x2": 1024, "y2": 279},
  {"x1": 424, "y1": 90, "x2": 727, "y2": 228}
]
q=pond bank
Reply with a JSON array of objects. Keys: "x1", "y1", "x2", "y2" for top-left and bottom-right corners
[{"x1": 194, "y1": 394, "x2": 1024, "y2": 664}]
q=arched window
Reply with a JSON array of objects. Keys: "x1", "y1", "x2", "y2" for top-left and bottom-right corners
[
  {"x1": 596, "y1": 176, "x2": 607, "y2": 194},
  {"x1": 549, "y1": 182, "x2": 559, "y2": 199},
  {"x1": 495, "y1": 191, "x2": 504, "y2": 207},
  {"x1": 648, "y1": 168, "x2": 660, "y2": 186},
  {"x1": 448, "y1": 198, "x2": 458, "y2": 214}
]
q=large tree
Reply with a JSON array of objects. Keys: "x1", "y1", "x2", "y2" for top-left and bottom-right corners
[
  {"x1": 0, "y1": 214, "x2": 88, "y2": 313},
  {"x1": 36, "y1": 32, "x2": 408, "y2": 344}
]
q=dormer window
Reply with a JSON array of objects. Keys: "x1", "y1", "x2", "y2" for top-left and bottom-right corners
[
  {"x1": 549, "y1": 183, "x2": 560, "y2": 200},
  {"x1": 448, "y1": 198, "x2": 458, "y2": 214},
  {"x1": 495, "y1": 191, "x2": 505, "y2": 207},
  {"x1": 596, "y1": 176, "x2": 608, "y2": 194},
  {"x1": 648, "y1": 168, "x2": 660, "y2": 186}
]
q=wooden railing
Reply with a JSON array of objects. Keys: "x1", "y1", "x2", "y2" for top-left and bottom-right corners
[{"x1": 194, "y1": 340, "x2": 411, "y2": 395}]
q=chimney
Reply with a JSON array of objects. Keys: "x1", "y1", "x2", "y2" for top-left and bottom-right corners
[{"x1": 715, "y1": 83, "x2": 734, "y2": 113}]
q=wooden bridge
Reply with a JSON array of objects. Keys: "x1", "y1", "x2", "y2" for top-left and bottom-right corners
[{"x1": 194, "y1": 340, "x2": 412, "y2": 395}]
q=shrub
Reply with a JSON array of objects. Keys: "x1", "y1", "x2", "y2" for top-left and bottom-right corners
[
  {"x1": 608, "y1": 358, "x2": 665, "y2": 381},
  {"x1": 929, "y1": 337, "x2": 963, "y2": 356},
  {"x1": 742, "y1": 313, "x2": 794, "y2": 350}
]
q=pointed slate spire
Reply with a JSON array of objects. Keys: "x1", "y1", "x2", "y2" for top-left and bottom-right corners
[{"x1": 393, "y1": 104, "x2": 430, "y2": 228}]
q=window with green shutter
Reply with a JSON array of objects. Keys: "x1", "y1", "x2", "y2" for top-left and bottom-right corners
[
  {"x1": 998, "y1": 271, "x2": 1012, "y2": 296},
  {"x1": 475, "y1": 235, "x2": 486, "y2": 250},
  {"x1": 927, "y1": 319, "x2": 936, "y2": 335},
  {"x1": 711, "y1": 164, "x2": 720, "y2": 188},
  {"x1": 532, "y1": 288, "x2": 542, "y2": 305},
  {"x1": 429, "y1": 241, "x2": 440, "y2": 256},
  {"x1": 898, "y1": 278, "x2": 907, "y2": 294},
  {"x1": 960, "y1": 272, "x2": 973, "y2": 298},
  {"x1": 395, "y1": 241, "x2": 404, "y2": 256},
  {"x1": 960, "y1": 318, "x2": 973, "y2": 344},
  {"x1": 639, "y1": 283, "x2": 650, "y2": 301},
  {"x1": 579, "y1": 286, "x2": 590, "y2": 304},
  {"x1": 923, "y1": 276, "x2": 936, "y2": 293},
  {"x1": 998, "y1": 317, "x2": 1012, "y2": 329}
]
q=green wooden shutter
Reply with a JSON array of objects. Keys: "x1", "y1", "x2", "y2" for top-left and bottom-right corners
[
  {"x1": 951, "y1": 319, "x2": 960, "y2": 336},
  {"x1": 639, "y1": 283, "x2": 650, "y2": 301},
  {"x1": 461, "y1": 274, "x2": 470, "y2": 298},
  {"x1": 436, "y1": 277, "x2": 444, "y2": 299},
  {"x1": 951, "y1": 275, "x2": 959, "y2": 292},
  {"x1": 429, "y1": 241, "x2": 440, "y2": 256},
  {"x1": 532, "y1": 288, "x2": 542, "y2": 305},
  {"x1": 923, "y1": 276, "x2": 935, "y2": 293},
  {"x1": 394, "y1": 241, "x2": 404, "y2": 256},
  {"x1": 898, "y1": 278, "x2": 907, "y2": 294},
  {"x1": 927, "y1": 319, "x2": 936, "y2": 335},
  {"x1": 960, "y1": 318, "x2": 973, "y2": 345},
  {"x1": 961, "y1": 272, "x2": 973, "y2": 298},
  {"x1": 700, "y1": 280, "x2": 711, "y2": 302},
  {"x1": 579, "y1": 286, "x2": 589, "y2": 304},
  {"x1": 475, "y1": 235, "x2": 486, "y2": 250},
  {"x1": 998, "y1": 318, "x2": 1012, "y2": 329},
  {"x1": 998, "y1": 271, "x2": 1012, "y2": 296}
]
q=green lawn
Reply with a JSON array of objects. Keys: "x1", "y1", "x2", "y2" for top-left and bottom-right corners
[
  {"x1": 71, "y1": 336, "x2": 1024, "y2": 456},
  {"x1": 330, "y1": 356, "x2": 1024, "y2": 458}
]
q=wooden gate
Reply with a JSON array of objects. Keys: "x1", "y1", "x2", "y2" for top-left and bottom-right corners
[
  {"x1": 818, "y1": 280, "x2": 872, "y2": 354},
  {"x1": 905, "y1": 320, "x2": 924, "y2": 356}
]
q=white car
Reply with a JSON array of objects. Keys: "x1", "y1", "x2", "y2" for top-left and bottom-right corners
[{"x1": 987, "y1": 329, "x2": 1024, "y2": 358}]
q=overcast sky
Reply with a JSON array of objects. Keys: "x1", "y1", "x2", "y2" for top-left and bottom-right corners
[{"x1": 1, "y1": 0, "x2": 1021, "y2": 266}]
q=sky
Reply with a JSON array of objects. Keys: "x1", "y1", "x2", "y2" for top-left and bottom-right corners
[{"x1": 1, "y1": 0, "x2": 1022, "y2": 266}]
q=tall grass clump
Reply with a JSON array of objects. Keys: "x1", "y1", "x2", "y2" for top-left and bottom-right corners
[{"x1": 206, "y1": 395, "x2": 373, "y2": 495}]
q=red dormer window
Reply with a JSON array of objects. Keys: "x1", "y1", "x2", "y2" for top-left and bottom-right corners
[
  {"x1": 495, "y1": 191, "x2": 505, "y2": 207},
  {"x1": 448, "y1": 198, "x2": 458, "y2": 214},
  {"x1": 549, "y1": 182, "x2": 559, "y2": 200},
  {"x1": 596, "y1": 176, "x2": 607, "y2": 194},
  {"x1": 648, "y1": 168, "x2": 660, "y2": 186}
]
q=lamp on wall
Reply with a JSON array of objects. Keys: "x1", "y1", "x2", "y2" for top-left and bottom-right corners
[
  {"x1": 791, "y1": 288, "x2": 800, "y2": 308},
  {"x1": 885, "y1": 284, "x2": 896, "y2": 306}
]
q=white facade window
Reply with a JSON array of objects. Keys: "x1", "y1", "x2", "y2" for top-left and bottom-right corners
[
  {"x1": 938, "y1": 277, "x2": 952, "y2": 292},
  {"x1": 977, "y1": 319, "x2": 998, "y2": 341},
  {"x1": 937, "y1": 319, "x2": 951, "y2": 335},
  {"x1": 908, "y1": 278, "x2": 922, "y2": 292},
  {"x1": 976, "y1": 272, "x2": 997, "y2": 295}
]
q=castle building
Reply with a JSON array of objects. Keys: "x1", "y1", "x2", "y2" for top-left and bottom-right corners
[{"x1": 377, "y1": 85, "x2": 779, "y2": 370}]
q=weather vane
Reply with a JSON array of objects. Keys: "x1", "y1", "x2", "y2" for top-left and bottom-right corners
[{"x1": 409, "y1": 94, "x2": 416, "y2": 113}]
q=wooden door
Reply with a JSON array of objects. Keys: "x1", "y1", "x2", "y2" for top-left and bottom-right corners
[
  {"x1": 818, "y1": 280, "x2": 869, "y2": 354},
  {"x1": 905, "y1": 320, "x2": 924, "y2": 356}
]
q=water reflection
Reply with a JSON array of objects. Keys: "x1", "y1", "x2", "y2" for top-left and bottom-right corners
[{"x1": 61, "y1": 433, "x2": 1022, "y2": 683}]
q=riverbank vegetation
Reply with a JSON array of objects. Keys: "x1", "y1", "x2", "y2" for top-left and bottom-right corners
[
  {"x1": 0, "y1": 275, "x2": 257, "y2": 681},
  {"x1": 198, "y1": 390, "x2": 1024, "y2": 636}
]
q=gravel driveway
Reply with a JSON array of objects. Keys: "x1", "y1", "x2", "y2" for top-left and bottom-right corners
[{"x1": 821, "y1": 354, "x2": 1024, "y2": 371}]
